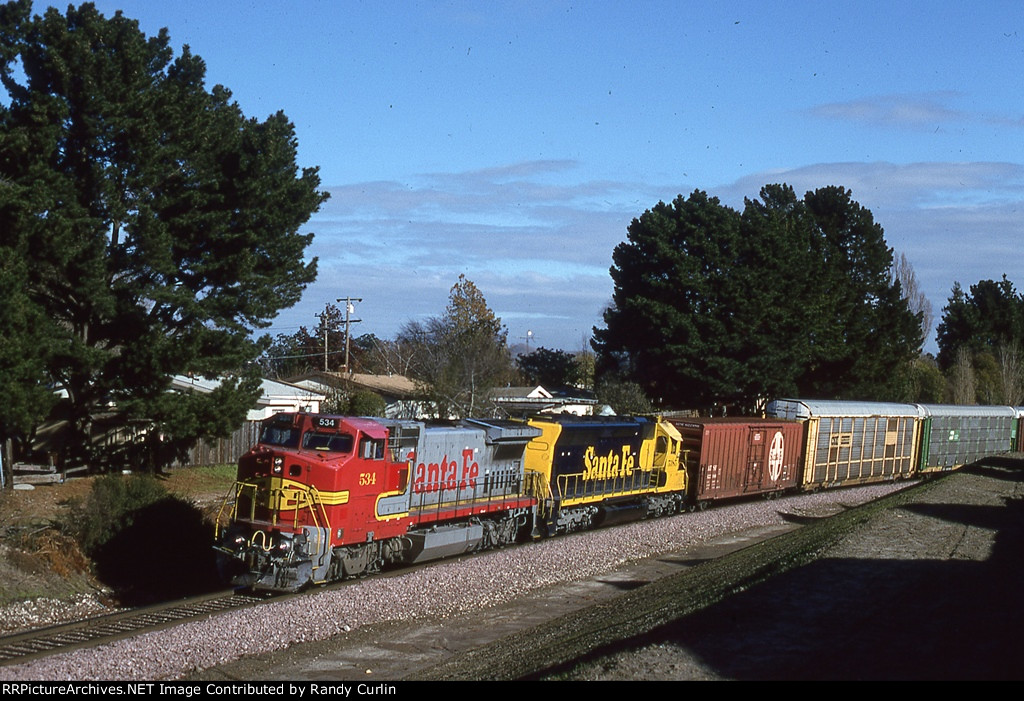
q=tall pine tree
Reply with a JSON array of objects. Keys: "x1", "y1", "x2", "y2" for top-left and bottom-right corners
[
  {"x1": 0, "y1": 2, "x2": 326, "y2": 468},
  {"x1": 594, "y1": 184, "x2": 921, "y2": 410}
]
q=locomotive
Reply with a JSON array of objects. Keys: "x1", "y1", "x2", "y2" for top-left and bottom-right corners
[
  {"x1": 215, "y1": 400, "x2": 1022, "y2": 593},
  {"x1": 214, "y1": 412, "x2": 685, "y2": 592}
]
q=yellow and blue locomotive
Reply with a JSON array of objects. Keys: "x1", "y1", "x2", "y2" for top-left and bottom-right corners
[{"x1": 523, "y1": 415, "x2": 686, "y2": 534}]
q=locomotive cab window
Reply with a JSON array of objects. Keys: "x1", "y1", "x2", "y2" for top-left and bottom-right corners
[
  {"x1": 654, "y1": 435, "x2": 669, "y2": 467},
  {"x1": 260, "y1": 425, "x2": 301, "y2": 448},
  {"x1": 360, "y1": 437, "x2": 385, "y2": 460},
  {"x1": 301, "y1": 432, "x2": 354, "y2": 453}
]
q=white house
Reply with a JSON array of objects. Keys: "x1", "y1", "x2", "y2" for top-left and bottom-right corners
[{"x1": 170, "y1": 375, "x2": 325, "y2": 420}]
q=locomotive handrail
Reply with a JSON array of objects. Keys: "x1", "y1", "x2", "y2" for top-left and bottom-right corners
[
  {"x1": 411, "y1": 469, "x2": 521, "y2": 517},
  {"x1": 215, "y1": 479, "x2": 333, "y2": 584},
  {"x1": 555, "y1": 468, "x2": 657, "y2": 504},
  {"x1": 214, "y1": 480, "x2": 258, "y2": 540},
  {"x1": 215, "y1": 480, "x2": 332, "y2": 540},
  {"x1": 523, "y1": 470, "x2": 554, "y2": 517},
  {"x1": 301, "y1": 485, "x2": 332, "y2": 579}
]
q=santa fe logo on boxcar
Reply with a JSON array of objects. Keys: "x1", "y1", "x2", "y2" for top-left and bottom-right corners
[{"x1": 768, "y1": 431, "x2": 785, "y2": 481}]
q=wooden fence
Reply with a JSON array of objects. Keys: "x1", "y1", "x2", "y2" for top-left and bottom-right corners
[{"x1": 172, "y1": 421, "x2": 262, "y2": 468}]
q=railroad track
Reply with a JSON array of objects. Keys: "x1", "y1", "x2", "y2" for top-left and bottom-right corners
[
  {"x1": 0, "y1": 590, "x2": 265, "y2": 666},
  {"x1": 0, "y1": 543, "x2": 494, "y2": 670}
]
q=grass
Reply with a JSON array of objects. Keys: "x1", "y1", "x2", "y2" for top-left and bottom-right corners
[{"x1": 160, "y1": 464, "x2": 238, "y2": 499}]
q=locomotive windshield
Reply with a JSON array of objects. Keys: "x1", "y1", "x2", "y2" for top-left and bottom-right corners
[
  {"x1": 302, "y1": 431, "x2": 355, "y2": 453},
  {"x1": 260, "y1": 425, "x2": 301, "y2": 448}
]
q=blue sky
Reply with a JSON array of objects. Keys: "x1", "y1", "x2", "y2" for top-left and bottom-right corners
[{"x1": 77, "y1": 0, "x2": 1024, "y2": 354}]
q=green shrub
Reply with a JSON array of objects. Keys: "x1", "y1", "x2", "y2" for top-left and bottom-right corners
[
  {"x1": 346, "y1": 389, "x2": 387, "y2": 416},
  {"x1": 323, "y1": 387, "x2": 387, "y2": 416},
  {"x1": 61, "y1": 473, "x2": 224, "y2": 604},
  {"x1": 66, "y1": 474, "x2": 172, "y2": 556},
  {"x1": 595, "y1": 380, "x2": 653, "y2": 415}
]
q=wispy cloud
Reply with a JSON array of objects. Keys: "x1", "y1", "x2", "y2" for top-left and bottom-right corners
[
  {"x1": 315, "y1": 162, "x2": 658, "y2": 272},
  {"x1": 285, "y1": 160, "x2": 656, "y2": 349},
  {"x1": 807, "y1": 92, "x2": 1024, "y2": 133},
  {"x1": 723, "y1": 161, "x2": 1024, "y2": 209},
  {"x1": 809, "y1": 92, "x2": 965, "y2": 129}
]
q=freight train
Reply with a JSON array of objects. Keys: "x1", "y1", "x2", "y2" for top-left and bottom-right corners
[{"x1": 214, "y1": 400, "x2": 1021, "y2": 592}]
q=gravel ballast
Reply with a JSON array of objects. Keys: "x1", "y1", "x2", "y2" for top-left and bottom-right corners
[{"x1": 4, "y1": 481, "x2": 917, "y2": 681}]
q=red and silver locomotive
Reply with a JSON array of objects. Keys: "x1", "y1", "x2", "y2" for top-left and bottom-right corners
[{"x1": 215, "y1": 412, "x2": 545, "y2": 591}]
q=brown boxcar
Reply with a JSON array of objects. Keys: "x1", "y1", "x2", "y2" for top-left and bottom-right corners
[{"x1": 668, "y1": 417, "x2": 803, "y2": 506}]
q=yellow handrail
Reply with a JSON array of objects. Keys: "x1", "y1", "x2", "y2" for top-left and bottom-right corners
[
  {"x1": 216, "y1": 480, "x2": 332, "y2": 545},
  {"x1": 555, "y1": 469, "x2": 657, "y2": 502}
]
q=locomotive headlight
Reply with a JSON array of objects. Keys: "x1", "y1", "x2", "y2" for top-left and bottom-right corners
[{"x1": 272, "y1": 456, "x2": 283, "y2": 475}]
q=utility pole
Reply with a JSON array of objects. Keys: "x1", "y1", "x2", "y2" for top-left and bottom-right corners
[
  {"x1": 318, "y1": 303, "x2": 332, "y2": 372},
  {"x1": 338, "y1": 297, "x2": 362, "y2": 374}
]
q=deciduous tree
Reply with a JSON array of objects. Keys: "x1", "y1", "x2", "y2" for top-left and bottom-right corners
[
  {"x1": 398, "y1": 276, "x2": 512, "y2": 418},
  {"x1": 949, "y1": 347, "x2": 977, "y2": 404},
  {"x1": 262, "y1": 304, "x2": 347, "y2": 378},
  {"x1": 995, "y1": 342, "x2": 1024, "y2": 406},
  {"x1": 891, "y1": 252, "x2": 933, "y2": 345}
]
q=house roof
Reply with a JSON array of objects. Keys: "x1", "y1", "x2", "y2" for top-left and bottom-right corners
[
  {"x1": 490, "y1": 384, "x2": 597, "y2": 416},
  {"x1": 171, "y1": 375, "x2": 326, "y2": 403},
  {"x1": 491, "y1": 386, "x2": 553, "y2": 400},
  {"x1": 286, "y1": 371, "x2": 418, "y2": 398}
]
